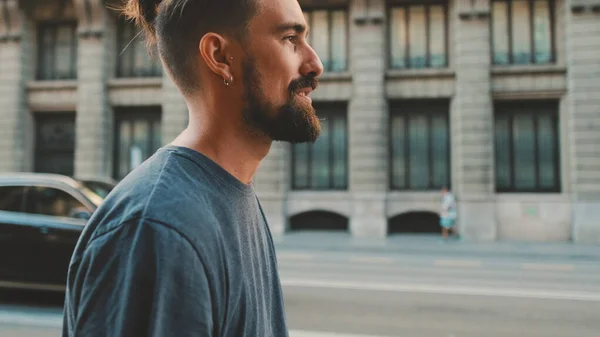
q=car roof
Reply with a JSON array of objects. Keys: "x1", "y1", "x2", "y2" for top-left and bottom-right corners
[{"x1": 0, "y1": 172, "x2": 82, "y2": 188}]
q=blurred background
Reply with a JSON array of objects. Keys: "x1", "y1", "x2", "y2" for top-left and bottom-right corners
[{"x1": 0, "y1": 0, "x2": 599, "y2": 336}]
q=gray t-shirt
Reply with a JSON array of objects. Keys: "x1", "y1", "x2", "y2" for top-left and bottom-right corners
[{"x1": 62, "y1": 145, "x2": 288, "y2": 337}]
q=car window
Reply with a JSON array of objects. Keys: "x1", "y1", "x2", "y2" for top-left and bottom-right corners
[
  {"x1": 0, "y1": 186, "x2": 27, "y2": 212},
  {"x1": 26, "y1": 186, "x2": 91, "y2": 219}
]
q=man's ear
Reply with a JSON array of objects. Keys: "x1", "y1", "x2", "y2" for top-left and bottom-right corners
[{"x1": 199, "y1": 32, "x2": 234, "y2": 82}]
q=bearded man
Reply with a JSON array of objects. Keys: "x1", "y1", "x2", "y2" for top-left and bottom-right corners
[{"x1": 62, "y1": 0, "x2": 323, "y2": 336}]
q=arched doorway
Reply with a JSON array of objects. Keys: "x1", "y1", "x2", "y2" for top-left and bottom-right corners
[
  {"x1": 289, "y1": 211, "x2": 349, "y2": 232},
  {"x1": 388, "y1": 211, "x2": 440, "y2": 234}
]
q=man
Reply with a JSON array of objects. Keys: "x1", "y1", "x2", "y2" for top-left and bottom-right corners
[
  {"x1": 62, "y1": 0, "x2": 323, "y2": 336},
  {"x1": 440, "y1": 187, "x2": 458, "y2": 240}
]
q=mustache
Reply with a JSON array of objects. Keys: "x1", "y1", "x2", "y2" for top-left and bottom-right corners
[{"x1": 288, "y1": 75, "x2": 319, "y2": 93}]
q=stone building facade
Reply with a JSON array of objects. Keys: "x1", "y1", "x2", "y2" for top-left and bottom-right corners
[{"x1": 0, "y1": 0, "x2": 599, "y2": 243}]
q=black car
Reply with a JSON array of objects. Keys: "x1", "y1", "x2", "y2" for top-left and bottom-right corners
[{"x1": 0, "y1": 173, "x2": 114, "y2": 291}]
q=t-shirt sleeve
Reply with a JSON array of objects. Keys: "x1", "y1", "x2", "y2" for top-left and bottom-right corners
[{"x1": 64, "y1": 218, "x2": 214, "y2": 337}]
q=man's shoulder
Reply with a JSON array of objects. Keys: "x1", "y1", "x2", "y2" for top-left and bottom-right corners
[{"x1": 86, "y1": 147, "x2": 224, "y2": 248}]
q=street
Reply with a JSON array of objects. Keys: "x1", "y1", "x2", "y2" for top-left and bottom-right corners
[{"x1": 0, "y1": 238, "x2": 599, "y2": 337}]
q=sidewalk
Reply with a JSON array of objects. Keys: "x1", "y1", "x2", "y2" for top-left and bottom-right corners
[{"x1": 273, "y1": 231, "x2": 600, "y2": 261}]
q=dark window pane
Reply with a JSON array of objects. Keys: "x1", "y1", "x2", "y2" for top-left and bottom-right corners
[
  {"x1": 513, "y1": 113, "x2": 536, "y2": 189},
  {"x1": 312, "y1": 10, "x2": 330, "y2": 71},
  {"x1": 391, "y1": 115, "x2": 406, "y2": 188},
  {"x1": 332, "y1": 115, "x2": 347, "y2": 189},
  {"x1": 311, "y1": 117, "x2": 330, "y2": 189},
  {"x1": 330, "y1": 10, "x2": 347, "y2": 72},
  {"x1": 118, "y1": 119, "x2": 131, "y2": 179},
  {"x1": 512, "y1": 0, "x2": 532, "y2": 64},
  {"x1": 409, "y1": 6, "x2": 427, "y2": 68},
  {"x1": 293, "y1": 143, "x2": 309, "y2": 188},
  {"x1": 494, "y1": 115, "x2": 512, "y2": 189},
  {"x1": 35, "y1": 113, "x2": 75, "y2": 176},
  {"x1": 431, "y1": 114, "x2": 449, "y2": 188},
  {"x1": 0, "y1": 187, "x2": 27, "y2": 212},
  {"x1": 492, "y1": 1, "x2": 509, "y2": 64},
  {"x1": 533, "y1": 0, "x2": 552, "y2": 63},
  {"x1": 429, "y1": 5, "x2": 446, "y2": 68},
  {"x1": 537, "y1": 114, "x2": 557, "y2": 188},
  {"x1": 390, "y1": 7, "x2": 407, "y2": 69},
  {"x1": 408, "y1": 115, "x2": 429, "y2": 189}
]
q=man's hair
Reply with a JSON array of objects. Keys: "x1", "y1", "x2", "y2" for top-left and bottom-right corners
[{"x1": 122, "y1": 0, "x2": 260, "y2": 94}]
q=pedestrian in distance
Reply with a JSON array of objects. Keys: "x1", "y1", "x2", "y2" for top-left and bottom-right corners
[
  {"x1": 440, "y1": 186, "x2": 458, "y2": 241},
  {"x1": 62, "y1": 0, "x2": 324, "y2": 336}
]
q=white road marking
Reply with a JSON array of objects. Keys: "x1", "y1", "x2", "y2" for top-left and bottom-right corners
[
  {"x1": 281, "y1": 278, "x2": 600, "y2": 302},
  {"x1": 434, "y1": 259, "x2": 482, "y2": 268},
  {"x1": 0, "y1": 309, "x2": 63, "y2": 328},
  {"x1": 291, "y1": 330, "x2": 397, "y2": 337},
  {"x1": 521, "y1": 263, "x2": 575, "y2": 272},
  {"x1": 349, "y1": 256, "x2": 394, "y2": 264},
  {"x1": 278, "y1": 253, "x2": 316, "y2": 261}
]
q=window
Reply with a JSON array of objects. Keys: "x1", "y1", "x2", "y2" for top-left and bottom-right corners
[
  {"x1": 116, "y1": 18, "x2": 162, "y2": 77},
  {"x1": 491, "y1": 0, "x2": 554, "y2": 65},
  {"x1": 303, "y1": 8, "x2": 348, "y2": 72},
  {"x1": 26, "y1": 186, "x2": 90, "y2": 219},
  {"x1": 389, "y1": 100, "x2": 450, "y2": 190},
  {"x1": 37, "y1": 22, "x2": 78, "y2": 80},
  {"x1": 113, "y1": 107, "x2": 162, "y2": 180},
  {"x1": 34, "y1": 113, "x2": 76, "y2": 176},
  {"x1": 0, "y1": 186, "x2": 27, "y2": 212},
  {"x1": 389, "y1": 2, "x2": 448, "y2": 69},
  {"x1": 292, "y1": 103, "x2": 348, "y2": 190},
  {"x1": 494, "y1": 101, "x2": 560, "y2": 192}
]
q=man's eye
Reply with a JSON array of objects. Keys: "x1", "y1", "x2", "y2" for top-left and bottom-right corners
[{"x1": 285, "y1": 35, "x2": 298, "y2": 43}]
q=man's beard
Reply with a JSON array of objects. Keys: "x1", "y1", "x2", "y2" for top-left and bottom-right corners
[{"x1": 240, "y1": 57, "x2": 321, "y2": 143}]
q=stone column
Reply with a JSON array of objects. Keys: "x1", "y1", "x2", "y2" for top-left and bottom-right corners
[
  {"x1": 73, "y1": 0, "x2": 115, "y2": 178},
  {"x1": 452, "y1": 0, "x2": 497, "y2": 241},
  {"x1": 348, "y1": 0, "x2": 388, "y2": 238},
  {"x1": 566, "y1": 0, "x2": 600, "y2": 243},
  {"x1": 0, "y1": 1, "x2": 31, "y2": 172}
]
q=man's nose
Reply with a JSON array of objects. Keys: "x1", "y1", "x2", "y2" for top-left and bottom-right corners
[{"x1": 300, "y1": 44, "x2": 324, "y2": 78}]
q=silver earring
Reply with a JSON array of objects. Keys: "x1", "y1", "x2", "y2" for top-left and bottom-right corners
[{"x1": 224, "y1": 76, "x2": 234, "y2": 86}]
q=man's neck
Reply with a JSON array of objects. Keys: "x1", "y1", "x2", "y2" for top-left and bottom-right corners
[{"x1": 170, "y1": 119, "x2": 271, "y2": 185}]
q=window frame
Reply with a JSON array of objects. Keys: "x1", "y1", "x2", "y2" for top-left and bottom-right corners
[
  {"x1": 302, "y1": 6, "x2": 350, "y2": 73},
  {"x1": 386, "y1": 1, "x2": 450, "y2": 70},
  {"x1": 36, "y1": 21, "x2": 78, "y2": 80},
  {"x1": 493, "y1": 100, "x2": 561, "y2": 193},
  {"x1": 291, "y1": 103, "x2": 349, "y2": 191},
  {"x1": 112, "y1": 107, "x2": 163, "y2": 180},
  {"x1": 388, "y1": 100, "x2": 451, "y2": 191},
  {"x1": 490, "y1": 0, "x2": 556, "y2": 65}
]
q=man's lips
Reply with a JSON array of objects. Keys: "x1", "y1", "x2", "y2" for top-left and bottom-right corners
[{"x1": 296, "y1": 90, "x2": 312, "y2": 103}]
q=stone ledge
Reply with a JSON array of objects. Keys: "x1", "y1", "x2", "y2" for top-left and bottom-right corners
[
  {"x1": 26, "y1": 80, "x2": 78, "y2": 90},
  {"x1": 108, "y1": 77, "x2": 163, "y2": 89},
  {"x1": 491, "y1": 64, "x2": 567, "y2": 76},
  {"x1": 385, "y1": 68, "x2": 455, "y2": 80}
]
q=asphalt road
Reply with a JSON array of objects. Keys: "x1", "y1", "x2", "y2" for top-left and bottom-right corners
[{"x1": 1, "y1": 245, "x2": 599, "y2": 337}]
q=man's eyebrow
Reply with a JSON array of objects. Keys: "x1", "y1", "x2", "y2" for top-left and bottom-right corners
[{"x1": 275, "y1": 22, "x2": 307, "y2": 34}]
